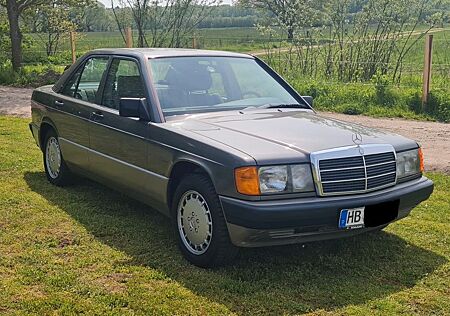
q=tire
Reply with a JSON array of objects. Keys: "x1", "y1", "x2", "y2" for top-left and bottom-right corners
[
  {"x1": 172, "y1": 173, "x2": 238, "y2": 268},
  {"x1": 43, "y1": 129, "x2": 73, "y2": 186}
]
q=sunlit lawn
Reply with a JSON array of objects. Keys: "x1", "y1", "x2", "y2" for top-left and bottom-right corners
[{"x1": 0, "y1": 116, "x2": 449, "y2": 315}]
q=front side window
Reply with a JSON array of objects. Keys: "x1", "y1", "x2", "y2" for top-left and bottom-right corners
[
  {"x1": 102, "y1": 58, "x2": 145, "y2": 109},
  {"x1": 75, "y1": 57, "x2": 109, "y2": 104},
  {"x1": 149, "y1": 56, "x2": 302, "y2": 116}
]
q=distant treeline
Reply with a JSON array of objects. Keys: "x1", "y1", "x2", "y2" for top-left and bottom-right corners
[
  {"x1": 69, "y1": 3, "x2": 267, "y2": 32},
  {"x1": 78, "y1": 1, "x2": 449, "y2": 32},
  {"x1": 197, "y1": 6, "x2": 264, "y2": 28}
]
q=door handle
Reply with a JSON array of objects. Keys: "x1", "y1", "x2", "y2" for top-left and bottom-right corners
[
  {"x1": 91, "y1": 111, "x2": 104, "y2": 120},
  {"x1": 55, "y1": 100, "x2": 64, "y2": 107}
]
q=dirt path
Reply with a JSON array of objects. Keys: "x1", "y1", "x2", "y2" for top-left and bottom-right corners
[
  {"x1": 0, "y1": 86, "x2": 33, "y2": 118},
  {"x1": 320, "y1": 112, "x2": 450, "y2": 174},
  {"x1": 1, "y1": 85, "x2": 448, "y2": 173}
]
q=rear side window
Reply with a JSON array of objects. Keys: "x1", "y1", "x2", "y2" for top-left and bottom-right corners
[
  {"x1": 102, "y1": 58, "x2": 145, "y2": 110},
  {"x1": 74, "y1": 57, "x2": 109, "y2": 104}
]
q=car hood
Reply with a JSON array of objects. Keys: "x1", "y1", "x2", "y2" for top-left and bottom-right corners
[{"x1": 173, "y1": 110, "x2": 418, "y2": 164}]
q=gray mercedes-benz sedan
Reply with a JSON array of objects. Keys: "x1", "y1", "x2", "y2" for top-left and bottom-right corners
[{"x1": 30, "y1": 48, "x2": 433, "y2": 267}]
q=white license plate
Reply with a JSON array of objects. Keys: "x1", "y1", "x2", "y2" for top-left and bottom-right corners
[{"x1": 339, "y1": 207, "x2": 365, "y2": 229}]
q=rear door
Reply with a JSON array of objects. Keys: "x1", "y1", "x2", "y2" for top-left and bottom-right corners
[
  {"x1": 87, "y1": 57, "x2": 165, "y2": 204},
  {"x1": 56, "y1": 56, "x2": 109, "y2": 172}
]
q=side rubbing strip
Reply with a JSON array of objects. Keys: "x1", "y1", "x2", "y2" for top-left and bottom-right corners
[{"x1": 59, "y1": 137, "x2": 168, "y2": 180}]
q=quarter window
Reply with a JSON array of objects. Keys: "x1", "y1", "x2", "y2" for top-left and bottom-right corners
[
  {"x1": 61, "y1": 67, "x2": 83, "y2": 98},
  {"x1": 102, "y1": 58, "x2": 146, "y2": 110}
]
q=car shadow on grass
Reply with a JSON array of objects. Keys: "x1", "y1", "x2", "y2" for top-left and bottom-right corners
[{"x1": 24, "y1": 171, "x2": 446, "y2": 315}]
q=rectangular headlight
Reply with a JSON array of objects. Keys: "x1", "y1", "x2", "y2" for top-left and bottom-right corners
[
  {"x1": 258, "y1": 164, "x2": 314, "y2": 194},
  {"x1": 291, "y1": 165, "x2": 315, "y2": 192},
  {"x1": 259, "y1": 166, "x2": 288, "y2": 194},
  {"x1": 397, "y1": 149, "x2": 421, "y2": 178}
]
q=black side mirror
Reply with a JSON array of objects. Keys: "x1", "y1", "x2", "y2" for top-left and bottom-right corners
[
  {"x1": 119, "y1": 98, "x2": 150, "y2": 120},
  {"x1": 302, "y1": 96, "x2": 313, "y2": 108}
]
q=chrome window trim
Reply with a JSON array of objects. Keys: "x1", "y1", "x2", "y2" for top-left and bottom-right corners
[{"x1": 310, "y1": 144, "x2": 397, "y2": 197}]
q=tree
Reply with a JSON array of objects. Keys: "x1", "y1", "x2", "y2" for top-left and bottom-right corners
[
  {"x1": 76, "y1": 2, "x2": 115, "y2": 32},
  {"x1": 259, "y1": 0, "x2": 446, "y2": 83},
  {"x1": 0, "y1": 0, "x2": 47, "y2": 70},
  {"x1": 239, "y1": 0, "x2": 323, "y2": 40},
  {"x1": 27, "y1": 0, "x2": 91, "y2": 56},
  {"x1": 321, "y1": 0, "x2": 446, "y2": 81},
  {"x1": 112, "y1": 0, "x2": 221, "y2": 48},
  {"x1": 1, "y1": 0, "x2": 97, "y2": 69},
  {"x1": 0, "y1": 8, "x2": 10, "y2": 63}
]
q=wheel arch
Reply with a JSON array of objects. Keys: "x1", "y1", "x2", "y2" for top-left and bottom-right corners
[
  {"x1": 167, "y1": 159, "x2": 216, "y2": 210},
  {"x1": 39, "y1": 118, "x2": 58, "y2": 150}
]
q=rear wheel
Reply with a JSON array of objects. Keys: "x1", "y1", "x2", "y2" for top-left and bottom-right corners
[
  {"x1": 172, "y1": 173, "x2": 238, "y2": 267},
  {"x1": 43, "y1": 130, "x2": 73, "y2": 186}
]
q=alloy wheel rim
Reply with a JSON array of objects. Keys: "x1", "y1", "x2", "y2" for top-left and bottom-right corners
[
  {"x1": 177, "y1": 190, "x2": 213, "y2": 255},
  {"x1": 46, "y1": 137, "x2": 61, "y2": 179}
]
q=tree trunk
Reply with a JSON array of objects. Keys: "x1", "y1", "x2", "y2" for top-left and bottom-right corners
[
  {"x1": 6, "y1": 0, "x2": 23, "y2": 71},
  {"x1": 287, "y1": 27, "x2": 294, "y2": 41}
]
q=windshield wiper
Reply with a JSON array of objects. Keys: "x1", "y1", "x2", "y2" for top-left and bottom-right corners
[
  {"x1": 241, "y1": 103, "x2": 308, "y2": 111},
  {"x1": 256, "y1": 103, "x2": 305, "y2": 109}
]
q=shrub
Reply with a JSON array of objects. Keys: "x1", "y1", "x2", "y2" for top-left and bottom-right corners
[
  {"x1": 22, "y1": 49, "x2": 49, "y2": 64},
  {"x1": 407, "y1": 92, "x2": 423, "y2": 114},
  {"x1": 373, "y1": 73, "x2": 395, "y2": 106},
  {"x1": 0, "y1": 63, "x2": 64, "y2": 87},
  {"x1": 290, "y1": 77, "x2": 449, "y2": 121},
  {"x1": 427, "y1": 91, "x2": 450, "y2": 123},
  {"x1": 338, "y1": 104, "x2": 364, "y2": 115},
  {"x1": 0, "y1": 61, "x2": 18, "y2": 85}
]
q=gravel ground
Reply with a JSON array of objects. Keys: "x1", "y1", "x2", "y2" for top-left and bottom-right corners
[
  {"x1": 319, "y1": 112, "x2": 450, "y2": 174},
  {"x1": 0, "y1": 86, "x2": 33, "y2": 118},
  {"x1": 1, "y1": 85, "x2": 448, "y2": 173}
]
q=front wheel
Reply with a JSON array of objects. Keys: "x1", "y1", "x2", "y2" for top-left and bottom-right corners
[
  {"x1": 172, "y1": 173, "x2": 238, "y2": 268},
  {"x1": 43, "y1": 130, "x2": 73, "y2": 186}
]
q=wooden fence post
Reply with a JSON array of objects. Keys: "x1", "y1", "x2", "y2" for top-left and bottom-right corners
[
  {"x1": 125, "y1": 27, "x2": 133, "y2": 48},
  {"x1": 70, "y1": 31, "x2": 76, "y2": 64},
  {"x1": 422, "y1": 34, "x2": 433, "y2": 108}
]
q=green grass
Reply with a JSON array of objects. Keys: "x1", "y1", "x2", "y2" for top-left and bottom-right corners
[
  {"x1": 288, "y1": 77, "x2": 450, "y2": 122},
  {"x1": 401, "y1": 29, "x2": 450, "y2": 72},
  {"x1": 0, "y1": 115, "x2": 449, "y2": 315}
]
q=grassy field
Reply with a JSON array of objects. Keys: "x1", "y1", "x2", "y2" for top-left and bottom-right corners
[
  {"x1": 0, "y1": 115, "x2": 449, "y2": 315},
  {"x1": 402, "y1": 29, "x2": 450, "y2": 73},
  {"x1": 17, "y1": 26, "x2": 449, "y2": 62},
  {"x1": 21, "y1": 27, "x2": 284, "y2": 59}
]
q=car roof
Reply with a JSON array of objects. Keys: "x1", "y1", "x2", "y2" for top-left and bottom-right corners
[{"x1": 89, "y1": 48, "x2": 254, "y2": 59}]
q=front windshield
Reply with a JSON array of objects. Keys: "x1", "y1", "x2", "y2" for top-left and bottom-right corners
[{"x1": 148, "y1": 56, "x2": 303, "y2": 116}]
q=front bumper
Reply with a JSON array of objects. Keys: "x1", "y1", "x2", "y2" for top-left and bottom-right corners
[{"x1": 220, "y1": 176, "x2": 433, "y2": 247}]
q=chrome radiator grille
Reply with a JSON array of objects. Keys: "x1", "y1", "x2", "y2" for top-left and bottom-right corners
[{"x1": 311, "y1": 145, "x2": 397, "y2": 196}]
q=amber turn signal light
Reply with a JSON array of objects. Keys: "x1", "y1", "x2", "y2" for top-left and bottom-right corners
[
  {"x1": 235, "y1": 166, "x2": 260, "y2": 195},
  {"x1": 418, "y1": 147, "x2": 424, "y2": 172}
]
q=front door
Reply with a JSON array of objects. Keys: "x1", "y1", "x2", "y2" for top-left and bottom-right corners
[{"x1": 87, "y1": 57, "x2": 166, "y2": 205}]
